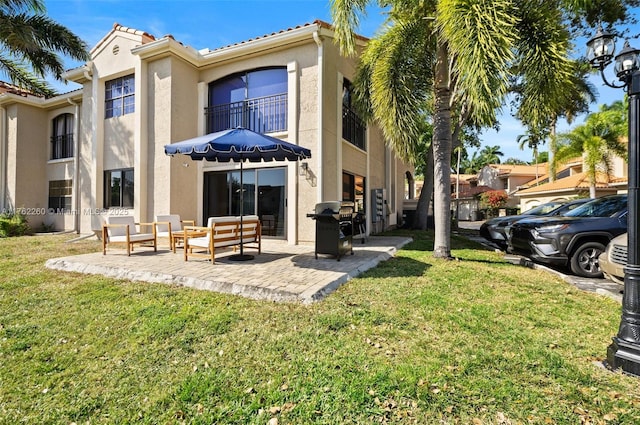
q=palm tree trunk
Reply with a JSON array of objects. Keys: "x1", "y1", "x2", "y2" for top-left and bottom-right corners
[
  {"x1": 432, "y1": 41, "x2": 453, "y2": 259},
  {"x1": 549, "y1": 117, "x2": 557, "y2": 183},
  {"x1": 413, "y1": 142, "x2": 434, "y2": 230}
]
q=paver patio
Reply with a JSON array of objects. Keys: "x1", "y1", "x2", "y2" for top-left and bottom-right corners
[{"x1": 45, "y1": 236, "x2": 412, "y2": 304}]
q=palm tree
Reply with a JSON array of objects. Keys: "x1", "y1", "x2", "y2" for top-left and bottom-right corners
[
  {"x1": 0, "y1": 0, "x2": 89, "y2": 97},
  {"x1": 478, "y1": 145, "x2": 504, "y2": 166},
  {"x1": 556, "y1": 105, "x2": 627, "y2": 198},
  {"x1": 331, "y1": 0, "x2": 587, "y2": 258},
  {"x1": 545, "y1": 59, "x2": 598, "y2": 182},
  {"x1": 517, "y1": 127, "x2": 548, "y2": 183}
]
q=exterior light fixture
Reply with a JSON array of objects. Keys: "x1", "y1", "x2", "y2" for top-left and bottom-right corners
[
  {"x1": 299, "y1": 162, "x2": 309, "y2": 176},
  {"x1": 588, "y1": 26, "x2": 640, "y2": 377}
]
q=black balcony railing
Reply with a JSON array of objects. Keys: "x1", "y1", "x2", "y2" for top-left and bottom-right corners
[
  {"x1": 205, "y1": 93, "x2": 287, "y2": 134},
  {"x1": 50, "y1": 134, "x2": 74, "y2": 160},
  {"x1": 342, "y1": 105, "x2": 366, "y2": 150}
]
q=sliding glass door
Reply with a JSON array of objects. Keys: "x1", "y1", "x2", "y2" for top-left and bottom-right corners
[{"x1": 204, "y1": 167, "x2": 286, "y2": 238}]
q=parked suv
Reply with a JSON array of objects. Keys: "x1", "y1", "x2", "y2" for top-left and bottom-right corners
[
  {"x1": 507, "y1": 195, "x2": 628, "y2": 278},
  {"x1": 479, "y1": 199, "x2": 589, "y2": 250}
]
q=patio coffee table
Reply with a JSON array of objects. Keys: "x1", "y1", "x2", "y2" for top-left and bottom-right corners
[{"x1": 172, "y1": 230, "x2": 206, "y2": 253}]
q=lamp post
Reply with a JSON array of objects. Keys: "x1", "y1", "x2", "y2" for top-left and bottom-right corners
[{"x1": 587, "y1": 26, "x2": 640, "y2": 376}]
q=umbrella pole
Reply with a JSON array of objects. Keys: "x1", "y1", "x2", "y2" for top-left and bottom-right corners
[{"x1": 229, "y1": 157, "x2": 254, "y2": 261}]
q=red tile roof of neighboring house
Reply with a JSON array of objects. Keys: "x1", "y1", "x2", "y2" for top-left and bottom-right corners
[
  {"x1": 452, "y1": 185, "x2": 497, "y2": 199},
  {"x1": 451, "y1": 174, "x2": 476, "y2": 183},
  {"x1": 490, "y1": 163, "x2": 549, "y2": 176},
  {"x1": 516, "y1": 172, "x2": 620, "y2": 195},
  {"x1": 0, "y1": 81, "x2": 39, "y2": 98}
]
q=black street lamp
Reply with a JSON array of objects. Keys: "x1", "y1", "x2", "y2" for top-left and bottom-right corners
[{"x1": 587, "y1": 25, "x2": 640, "y2": 376}]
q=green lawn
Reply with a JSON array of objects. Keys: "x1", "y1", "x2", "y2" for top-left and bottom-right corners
[{"x1": 1, "y1": 231, "x2": 639, "y2": 424}]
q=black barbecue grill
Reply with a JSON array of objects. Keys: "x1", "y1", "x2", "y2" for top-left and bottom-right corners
[{"x1": 307, "y1": 201, "x2": 355, "y2": 261}]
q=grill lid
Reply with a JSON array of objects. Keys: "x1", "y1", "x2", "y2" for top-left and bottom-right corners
[{"x1": 315, "y1": 201, "x2": 341, "y2": 215}]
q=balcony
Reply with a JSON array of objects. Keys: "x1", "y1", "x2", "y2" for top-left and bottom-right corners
[
  {"x1": 342, "y1": 105, "x2": 366, "y2": 150},
  {"x1": 205, "y1": 93, "x2": 287, "y2": 134},
  {"x1": 50, "y1": 134, "x2": 74, "y2": 160}
]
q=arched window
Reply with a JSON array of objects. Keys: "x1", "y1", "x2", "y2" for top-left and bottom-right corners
[
  {"x1": 206, "y1": 68, "x2": 287, "y2": 134},
  {"x1": 51, "y1": 113, "x2": 73, "y2": 160}
]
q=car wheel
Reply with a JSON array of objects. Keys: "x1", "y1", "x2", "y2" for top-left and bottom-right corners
[{"x1": 570, "y1": 242, "x2": 606, "y2": 278}]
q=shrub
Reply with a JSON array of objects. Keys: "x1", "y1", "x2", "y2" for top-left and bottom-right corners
[
  {"x1": 0, "y1": 212, "x2": 30, "y2": 237},
  {"x1": 479, "y1": 191, "x2": 509, "y2": 217}
]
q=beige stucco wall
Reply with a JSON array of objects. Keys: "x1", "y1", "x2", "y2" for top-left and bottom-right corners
[
  {"x1": 147, "y1": 56, "x2": 200, "y2": 226},
  {"x1": 77, "y1": 79, "x2": 100, "y2": 233},
  {"x1": 5, "y1": 103, "x2": 48, "y2": 230}
]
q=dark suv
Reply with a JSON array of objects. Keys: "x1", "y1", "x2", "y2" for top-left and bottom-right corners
[
  {"x1": 507, "y1": 194, "x2": 628, "y2": 278},
  {"x1": 479, "y1": 199, "x2": 589, "y2": 250}
]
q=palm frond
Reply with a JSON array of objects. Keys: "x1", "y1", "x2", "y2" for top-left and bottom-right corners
[
  {"x1": 437, "y1": 0, "x2": 517, "y2": 123},
  {"x1": 513, "y1": 0, "x2": 574, "y2": 128},
  {"x1": 359, "y1": 18, "x2": 436, "y2": 161},
  {"x1": 330, "y1": 0, "x2": 371, "y2": 56},
  {"x1": 0, "y1": 0, "x2": 44, "y2": 14},
  {"x1": 0, "y1": 55, "x2": 55, "y2": 96}
]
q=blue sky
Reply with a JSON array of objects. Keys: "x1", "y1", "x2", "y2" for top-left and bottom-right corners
[{"x1": 43, "y1": 0, "x2": 633, "y2": 161}]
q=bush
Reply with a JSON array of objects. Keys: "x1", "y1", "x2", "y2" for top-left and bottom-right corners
[
  {"x1": 479, "y1": 190, "x2": 509, "y2": 210},
  {"x1": 479, "y1": 190, "x2": 509, "y2": 218},
  {"x1": 0, "y1": 212, "x2": 30, "y2": 237}
]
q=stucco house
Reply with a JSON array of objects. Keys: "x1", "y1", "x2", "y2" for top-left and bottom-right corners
[
  {"x1": 514, "y1": 155, "x2": 628, "y2": 210},
  {"x1": 476, "y1": 163, "x2": 548, "y2": 208},
  {"x1": 0, "y1": 21, "x2": 414, "y2": 245}
]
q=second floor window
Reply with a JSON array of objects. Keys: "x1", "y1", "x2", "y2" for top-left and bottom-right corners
[
  {"x1": 342, "y1": 79, "x2": 366, "y2": 150},
  {"x1": 105, "y1": 74, "x2": 135, "y2": 118},
  {"x1": 206, "y1": 68, "x2": 287, "y2": 134},
  {"x1": 51, "y1": 113, "x2": 74, "y2": 160}
]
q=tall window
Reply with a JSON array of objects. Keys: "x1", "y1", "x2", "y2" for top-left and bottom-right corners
[
  {"x1": 342, "y1": 79, "x2": 366, "y2": 150},
  {"x1": 48, "y1": 180, "x2": 72, "y2": 211},
  {"x1": 342, "y1": 171, "x2": 366, "y2": 212},
  {"x1": 206, "y1": 68, "x2": 287, "y2": 134},
  {"x1": 51, "y1": 114, "x2": 74, "y2": 160},
  {"x1": 105, "y1": 74, "x2": 135, "y2": 118},
  {"x1": 104, "y1": 169, "x2": 134, "y2": 208}
]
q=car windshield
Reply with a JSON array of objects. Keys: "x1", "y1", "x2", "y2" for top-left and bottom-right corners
[
  {"x1": 564, "y1": 196, "x2": 627, "y2": 217},
  {"x1": 546, "y1": 199, "x2": 588, "y2": 215},
  {"x1": 522, "y1": 202, "x2": 564, "y2": 215}
]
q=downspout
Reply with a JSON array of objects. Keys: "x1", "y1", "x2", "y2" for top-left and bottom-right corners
[
  {"x1": 67, "y1": 98, "x2": 81, "y2": 233},
  {"x1": 313, "y1": 30, "x2": 324, "y2": 201},
  {"x1": 0, "y1": 105, "x2": 6, "y2": 211}
]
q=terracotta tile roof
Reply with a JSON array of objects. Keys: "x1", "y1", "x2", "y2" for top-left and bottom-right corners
[
  {"x1": 516, "y1": 172, "x2": 620, "y2": 195},
  {"x1": 207, "y1": 20, "x2": 368, "y2": 53},
  {"x1": 0, "y1": 81, "x2": 40, "y2": 98},
  {"x1": 491, "y1": 163, "x2": 548, "y2": 176},
  {"x1": 452, "y1": 185, "x2": 497, "y2": 199},
  {"x1": 518, "y1": 162, "x2": 576, "y2": 189},
  {"x1": 90, "y1": 22, "x2": 156, "y2": 55}
]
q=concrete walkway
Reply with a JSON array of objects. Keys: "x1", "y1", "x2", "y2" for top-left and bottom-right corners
[{"x1": 46, "y1": 236, "x2": 412, "y2": 304}]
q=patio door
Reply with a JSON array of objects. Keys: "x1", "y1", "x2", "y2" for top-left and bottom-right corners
[{"x1": 203, "y1": 167, "x2": 286, "y2": 238}]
